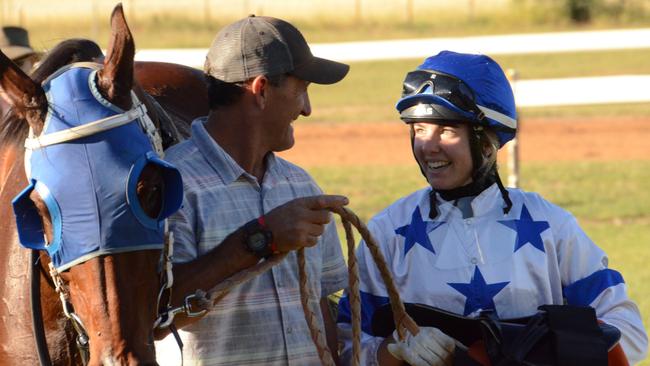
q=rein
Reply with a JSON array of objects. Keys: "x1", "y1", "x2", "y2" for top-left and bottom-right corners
[
  {"x1": 30, "y1": 250, "x2": 52, "y2": 366},
  {"x1": 187, "y1": 206, "x2": 419, "y2": 366}
]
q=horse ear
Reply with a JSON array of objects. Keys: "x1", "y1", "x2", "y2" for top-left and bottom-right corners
[
  {"x1": 97, "y1": 3, "x2": 135, "y2": 109},
  {"x1": 0, "y1": 49, "x2": 47, "y2": 134}
]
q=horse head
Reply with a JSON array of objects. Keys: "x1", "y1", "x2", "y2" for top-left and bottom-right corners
[{"x1": 1, "y1": 4, "x2": 182, "y2": 365}]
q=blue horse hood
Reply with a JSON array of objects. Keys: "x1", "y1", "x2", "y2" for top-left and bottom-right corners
[{"x1": 12, "y1": 65, "x2": 183, "y2": 271}]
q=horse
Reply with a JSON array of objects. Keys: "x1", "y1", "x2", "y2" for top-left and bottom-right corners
[{"x1": 0, "y1": 5, "x2": 208, "y2": 365}]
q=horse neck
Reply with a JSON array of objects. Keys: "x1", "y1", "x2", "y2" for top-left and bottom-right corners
[
  {"x1": 64, "y1": 251, "x2": 160, "y2": 365},
  {"x1": 0, "y1": 145, "x2": 81, "y2": 364}
]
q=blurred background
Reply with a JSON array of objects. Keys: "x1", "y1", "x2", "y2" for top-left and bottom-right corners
[{"x1": 3, "y1": 1, "x2": 650, "y2": 363}]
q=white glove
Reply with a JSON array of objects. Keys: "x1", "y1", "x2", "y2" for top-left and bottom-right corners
[{"x1": 387, "y1": 327, "x2": 456, "y2": 366}]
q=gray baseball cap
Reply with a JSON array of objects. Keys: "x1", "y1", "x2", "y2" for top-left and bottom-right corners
[{"x1": 205, "y1": 15, "x2": 349, "y2": 84}]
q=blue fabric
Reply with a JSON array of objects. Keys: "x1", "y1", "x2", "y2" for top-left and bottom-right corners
[
  {"x1": 447, "y1": 266, "x2": 510, "y2": 316},
  {"x1": 12, "y1": 66, "x2": 183, "y2": 271},
  {"x1": 337, "y1": 290, "x2": 390, "y2": 336},
  {"x1": 396, "y1": 51, "x2": 517, "y2": 147},
  {"x1": 563, "y1": 269, "x2": 625, "y2": 306}
]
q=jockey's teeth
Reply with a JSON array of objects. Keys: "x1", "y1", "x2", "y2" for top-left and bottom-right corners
[{"x1": 428, "y1": 161, "x2": 450, "y2": 169}]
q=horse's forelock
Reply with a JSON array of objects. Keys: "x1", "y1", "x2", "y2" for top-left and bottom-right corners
[{"x1": 31, "y1": 39, "x2": 103, "y2": 84}]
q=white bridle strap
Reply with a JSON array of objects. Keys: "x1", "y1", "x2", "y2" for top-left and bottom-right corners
[
  {"x1": 24, "y1": 92, "x2": 165, "y2": 157},
  {"x1": 134, "y1": 92, "x2": 164, "y2": 157},
  {"x1": 24, "y1": 102, "x2": 147, "y2": 150}
]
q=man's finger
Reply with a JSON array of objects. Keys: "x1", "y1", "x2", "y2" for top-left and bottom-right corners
[
  {"x1": 303, "y1": 194, "x2": 349, "y2": 210},
  {"x1": 301, "y1": 209, "x2": 331, "y2": 225}
]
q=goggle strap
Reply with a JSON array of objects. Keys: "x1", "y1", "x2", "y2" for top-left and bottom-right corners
[{"x1": 477, "y1": 105, "x2": 516, "y2": 129}]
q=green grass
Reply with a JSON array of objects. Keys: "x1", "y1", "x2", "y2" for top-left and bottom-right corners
[
  {"x1": 20, "y1": 2, "x2": 650, "y2": 49},
  {"x1": 308, "y1": 49, "x2": 650, "y2": 124},
  {"x1": 308, "y1": 160, "x2": 650, "y2": 364}
]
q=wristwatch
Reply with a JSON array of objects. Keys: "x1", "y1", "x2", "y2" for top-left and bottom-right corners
[{"x1": 243, "y1": 216, "x2": 275, "y2": 259}]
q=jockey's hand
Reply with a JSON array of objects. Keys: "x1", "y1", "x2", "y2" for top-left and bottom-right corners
[
  {"x1": 387, "y1": 327, "x2": 456, "y2": 366},
  {"x1": 265, "y1": 195, "x2": 348, "y2": 252}
]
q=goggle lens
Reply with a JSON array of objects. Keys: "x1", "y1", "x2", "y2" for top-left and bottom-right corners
[{"x1": 402, "y1": 70, "x2": 478, "y2": 114}]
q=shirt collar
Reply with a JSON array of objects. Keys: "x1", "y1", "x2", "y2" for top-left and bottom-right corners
[
  {"x1": 191, "y1": 117, "x2": 244, "y2": 185},
  {"x1": 191, "y1": 118, "x2": 280, "y2": 186},
  {"x1": 430, "y1": 183, "x2": 503, "y2": 218}
]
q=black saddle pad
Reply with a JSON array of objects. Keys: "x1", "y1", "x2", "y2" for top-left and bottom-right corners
[{"x1": 371, "y1": 303, "x2": 621, "y2": 351}]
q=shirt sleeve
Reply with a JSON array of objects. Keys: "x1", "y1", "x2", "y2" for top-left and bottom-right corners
[
  {"x1": 556, "y1": 213, "x2": 648, "y2": 364},
  {"x1": 320, "y1": 212, "x2": 348, "y2": 297},
  {"x1": 169, "y1": 194, "x2": 199, "y2": 263}
]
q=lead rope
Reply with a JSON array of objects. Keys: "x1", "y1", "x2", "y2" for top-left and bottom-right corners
[{"x1": 192, "y1": 206, "x2": 419, "y2": 366}]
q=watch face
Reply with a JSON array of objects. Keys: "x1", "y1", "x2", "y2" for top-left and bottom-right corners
[{"x1": 248, "y1": 232, "x2": 268, "y2": 251}]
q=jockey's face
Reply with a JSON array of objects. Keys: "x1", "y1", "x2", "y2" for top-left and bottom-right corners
[
  {"x1": 411, "y1": 121, "x2": 473, "y2": 190},
  {"x1": 264, "y1": 75, "x2": 311, "y2": 152}
]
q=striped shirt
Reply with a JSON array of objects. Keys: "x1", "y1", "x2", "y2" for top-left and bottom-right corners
[{"x1": 156, "y1": 118, "x2": 348, "y2": 366}]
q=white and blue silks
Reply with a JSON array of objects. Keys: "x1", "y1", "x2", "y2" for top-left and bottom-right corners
[
  {"x1": 337, "y1": 184, "x2": 647, "y2": 365},
  {"x1": 12, "y1": 64, "x2": 182, "y2": 271}
]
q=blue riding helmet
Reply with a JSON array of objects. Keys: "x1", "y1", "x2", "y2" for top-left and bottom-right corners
[
  {"x1": 12, "y1": 65, "x2": 183, "y2": 271},
  {"x1": 396, "y1": 51, "x2": 517, "y2": 148}
]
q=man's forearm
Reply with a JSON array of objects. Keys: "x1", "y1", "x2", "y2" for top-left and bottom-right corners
[{"x1": 155, "y1": 227, "x2": 261, "y2": 338}]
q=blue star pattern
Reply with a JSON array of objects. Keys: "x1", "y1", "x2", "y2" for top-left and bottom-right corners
[
  {"x1": 394, "y1": 206, "x2": 444, "y2": 256},
  {"x1": 448, "y1": 266, "x2": 509, "y2": 316},
  {"x1": 498, "y1": 204, "x2": 550, "y2": 253}
]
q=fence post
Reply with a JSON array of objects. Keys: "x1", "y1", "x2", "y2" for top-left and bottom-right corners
[
  {"x1": 506, "y1": 68, "x2": 520, "y2": 188},
  {"x1": 355, "y1": 0, "x2": 362, "y2": 23},
  {"x1": 406, "y1": 0, "x2": 413, "y2": 24},
  {"x1": 204, "y1": 0, "x2": 211, "y2": 27}
]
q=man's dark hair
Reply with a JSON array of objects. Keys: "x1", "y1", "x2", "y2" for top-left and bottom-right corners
[{"x1": 206, "y1": 73, "x2": 287, "y2": 110}]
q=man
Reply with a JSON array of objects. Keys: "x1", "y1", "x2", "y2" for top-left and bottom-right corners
[
  {"x1": 155, "y1": 15, "x2": 350, "y2": 365},
  {"x1": 0, "y1": 26, "x2": 38, "y2": 72}
]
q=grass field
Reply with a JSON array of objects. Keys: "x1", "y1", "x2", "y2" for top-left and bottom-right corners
[
  {"x1": 307, "y1": 49, "x2": 650, "y2": 124},
  {"x1": 309, "y1": 161, "x2": 650, "y2": 364}
]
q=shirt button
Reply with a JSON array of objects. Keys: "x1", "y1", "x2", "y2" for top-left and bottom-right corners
[
  {"x1": 287, "y1": 327, "x2": 293, "y2": 334},
  {"x1": 471, "y1": 257, "x2": 478, "y2": 264},
  {"x1": 465, "y1": 219, "x2": 472, "y2": 225}
]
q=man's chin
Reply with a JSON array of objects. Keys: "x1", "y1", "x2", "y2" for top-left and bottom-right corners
[{"x1": 272, "y1": 139, "x2": 295, "y2": 153}]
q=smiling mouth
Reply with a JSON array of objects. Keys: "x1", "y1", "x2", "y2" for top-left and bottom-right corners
[{"x1": 427, "y1": 161, "x2": 451, "y2": 170}]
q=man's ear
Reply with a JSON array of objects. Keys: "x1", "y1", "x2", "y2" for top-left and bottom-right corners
[{"x1": 250, "y1": 75, "x2": 269, "y2": 110}]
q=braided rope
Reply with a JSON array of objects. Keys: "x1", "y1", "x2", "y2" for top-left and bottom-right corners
[
  {"x1": 298, "y1": 249, "x2": 336, "y2": 366},
  {"x1": 194, "y1": 206, "x2": 419, "y2": 365},
  {"x1": 194, "y1": 253, "x2": 288, "y2": 309},
  {"x1": 343, "y1": 219, "x2": 361, "y2": 366},
  {"x1": 334, "y1": 207, "x2": 419, "y2": 341}
]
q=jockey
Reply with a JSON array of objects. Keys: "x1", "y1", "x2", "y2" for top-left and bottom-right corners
[{"x1": 336, "y1": 51, "x2": 647, "y2": 365}]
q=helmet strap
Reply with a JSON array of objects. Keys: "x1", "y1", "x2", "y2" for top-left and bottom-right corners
[{"x1": 410, "y1": 122, "x2": 513, "y2": 218}]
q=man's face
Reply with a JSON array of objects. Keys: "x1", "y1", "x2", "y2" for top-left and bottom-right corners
[
  {"x1": 264, "y1": 75, "x2": 311, "y2": 152},
  {"x1": 411, "y1": 121, "x2": 474, "y2": 190}
]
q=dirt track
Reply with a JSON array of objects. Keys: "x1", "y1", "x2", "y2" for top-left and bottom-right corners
[{"x1": 279, "y1": 117, "x2": 650, "y2": 166}]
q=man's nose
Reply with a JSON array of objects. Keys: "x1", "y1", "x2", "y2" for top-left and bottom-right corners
[{"x1": 301, "y1": 92, "x2": 312, "y2": 117}]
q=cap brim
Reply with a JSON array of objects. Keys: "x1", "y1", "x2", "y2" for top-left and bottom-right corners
[
  {"x1": 291, "y1": 56, "x2": 349, "y2": 85},
  {"x1": 2, "y1": 46, "x2": 36, "y2": 61},
  {"x1": 399, "y1": 104, "x2": 469, "y2": 122},
  {"x1": 396, "y1": 94, "x2": 476, "y2": 121}
]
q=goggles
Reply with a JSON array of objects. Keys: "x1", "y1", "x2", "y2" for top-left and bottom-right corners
[{"x1": 400, "y1": 70, "x2": 483, "y2": 118}]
